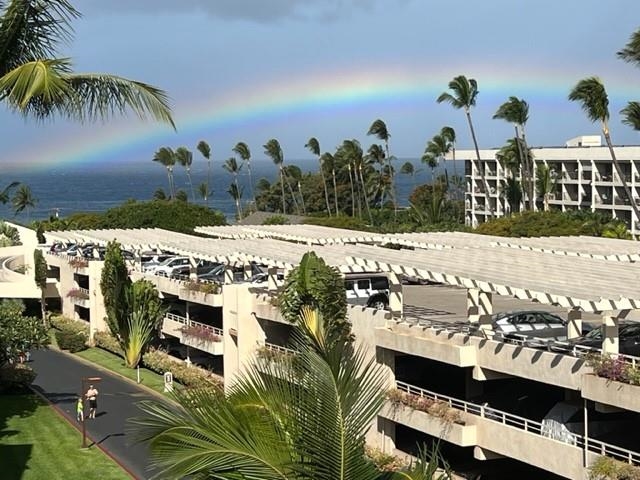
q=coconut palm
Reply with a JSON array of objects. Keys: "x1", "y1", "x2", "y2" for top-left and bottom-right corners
[
  {"x1": 440, "y1": 126, "x2": 457, "y2": 178},
  {"x1": 227, "y1": 183, "x2": 243, "y2": 220},
  {"x1": 196, "y1": 140, "x2": 212, "y2": 204},
  {"x1": 535, "y1": 164, "x2": 556, "y2": 212},
  {"x1": 321, "y1": 152, "x2": 339, "y2": 215},
  {"x1": 306, "y1": 137, "x2": 332, "y2": 216},
  {"x1": 421, "y1": 152, "x2": 439, "y2": 183},
  {"x1": 617, "y1": 28, "x2": 640, "y2": 67},
  {"x1": 400, "y1": 161, "x2": 420, "y2": 188},
  {"x1": 0, "y1": 181, "x2": 18, "y2": 204},
  {"x1": 437, "y1": 75, "x2": 493, "y2": 217},
  {"x1": 153, "y1": 188, "x2": 166, "y2": 200},
  {"x1": 569, "y1": 77, "x2": 640, "y2": 222},
  {"x1": 284, "y1": 164, "x2": 306, "y2": 215},
  {"x1": 621, "y1": 102, "x2": 640, "y2": 131},
  {"x1": 500, "y1": 177, "x2": 523, "y2": 215},
  {"x1": 232, "y1": 142, "x2": 255, "y2": 210},
  {"x1": 175, "y1": 146, "x2": 195, "y2": 201},
  {"x1": 153, "y1": 147, "x2": 176, "y2": 198},
  {"x1": 425, "y1": 134, "x2": 452, "y2": 190},
  {"x1": 196, "y1": 183, "x2": 212, "y2": 203},
  {"x1": 12, "y1": 184, "x2": 36, "y2": 220},
  {"x1": 366, "y1": 143, "x2": 390, "y2": 207},
  {"x1": 493, "y1": 97, "x2": 533, "y2": 210},
  {"x1": 0, "y1": 1, "x2": 173, "y2": 126},
  {"x1": 263, "y1": 139, "x2": 286, "y2": 213},
  {"x1": 223, "y1": 157, "x2": 243, "y2": 213},
  {"x1": 367, "y1": 119, "x2": 397, "y2": 218},
  {"x1": 336, "y1": 139, "x2": 373, "y2": 223}
]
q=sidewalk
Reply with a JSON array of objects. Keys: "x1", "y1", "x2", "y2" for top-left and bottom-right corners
[{"x1": 30, "y1": 348, "x2": 162, "y2": 480}]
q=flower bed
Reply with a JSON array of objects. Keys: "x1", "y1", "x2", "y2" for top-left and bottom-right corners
[
  {"x1": 589, "y1": 455, "x2": 640, "y2": 480},
  {"x1": 386, "y1": 389, "x2": 463, "y2": 425},
  {"x1": 184, "y1": 280, "x2": 221, "y2": 295},
  {"x1": 68, "y1": 258, "x2": 89, "y2": 269},
  {"x1": 587, "y1": 354, "x2": 640, "y2": 386},
  {"x1": 66, "y1": 288, "x2": 90, "y2": 300},
  {"x1": 181, "y1": 324, "x2": 221, "y2": 343}
]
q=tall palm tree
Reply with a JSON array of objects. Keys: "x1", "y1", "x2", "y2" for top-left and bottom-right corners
[
  {"x1": 0, "y1": 1, "x2": 173, "y2": 126},
  {"x1": 196, "y1": 141, "x2": 212, "y2": 205},
  {"x1": 437, "y1": 75, "x2": 493, "y2": 217},
  {"x1": 493, "y1": 96, "x2": 533, "y2": 210},
  {"x1": 12, "y1": 184, "x2": 36, "y2": 221},
  {"x1": 367, "y1": 119, "x2": 397, "y2": 218},
  {"x1": 366, "y1": 143, "x2": 390, "y2": 208},
  {"x1": 337, "y1": 139, "x2": 372, "y2": 223},
  {"x1": 305, "y1": 137, "x2": 332, "y2": 216},
  {"x1": 440, "y1": 126, "x2": 457, "y2": 178},
  {"x1": 284, "y1": 164, "x2": 306, "y2": 215},
  {"x1": 152, "y1": 147, "x2": 176, "y2": 198},
  {"x1": 617, "y1": 28, "x2": 640, "y2": 67},
  {"x1": 227, "y1": 183, "x2": 243, "y2": 220},
  {"x1": 535, "y1": 164, "x2": 556, "y2": 212},
  {"x1": 232, "y1": 142, "x2": 255, "y2": 210},
  {"x1": 321, "y1": 152, "x2": 339, "y2": 215},
  {"x1": 621, "y1": 102, "x2": 640, "y2": 131},
  {"x1": 175, "y1": 146, "x2": 195, "y2": 201},
  {"x1": 0, "y1": 182, "x2": 18, "y2": 204},
  {"x1": 569, "y1": 77, "x2": 640, "y2": 223},
  {"x1": 425, "y1": 134, "x2": 452, "y2": 190},
  {"x1": 421, "y1": 152, "x2": 439, "y2": 183},
  {"x1": 263, "y1": 139, "x2": 287, "y2": 214},
  {"x1": 222, "y1": 157, "x2": 243, "y2": 210},
  {"x1": 400, "y1": 161, "x2": 420, "y2": 188}
]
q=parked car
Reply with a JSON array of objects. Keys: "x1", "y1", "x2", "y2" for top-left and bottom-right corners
[
  {"x1": 484, "y1": 310, "x2": 579, "y2": 343},
  {"x1": 141, "y1": 253, "x2": 174, "y2": 267},
  {"x1": 251, "y1": 270, "x2": 285, "y2": 284},
  {"x1": 553, "y1": 321, "x2": 640, "y2": 356},
  {"x1": 344, "y1": 273, "x2": 390, "y2": 310},
  {"x1": 147, "y1": 256, "x2": 190, "y2": 277}
]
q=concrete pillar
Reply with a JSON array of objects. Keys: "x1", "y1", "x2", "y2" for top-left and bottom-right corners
[
  {"x1": 88, "y1": 261, "x2": 107, "y2": 342},
  {"x1": 243, "y1": 263, "x2": 253, "y2": 281},
  {"x1": 60, "y1": 261, "x2": 76, "y2": 320},
  {"x1": 376, "y1": 417, "x2": 397, "y2": 454},
  {"x1": 376, "y1": 347, "x2": 396, "y2": 390},
  {"x1": 602, "y1": 312, "x2": 619, "y2": 355},
  {"x1": 567, "y1": 309, "x2": 583, "y2": 340},
  {"x1": 465, "y1": 369, "x2": 484, "y2": 398},
  {"x1": 467, "y1": 288, "x2": 493, "y2": 330},
  {"x1": 388, "y1": 271, "x2": 403, "y2": 317},
  {"x1": 267, "y1": 266, "x2": 278, "y2": 291},
  {"x1": 224, "y1": 265, "x2": 235, "y2": 285}
]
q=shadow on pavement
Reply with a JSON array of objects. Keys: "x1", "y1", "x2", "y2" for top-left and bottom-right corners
[{"x1": 90, "y1": 432, "x2": 125, "y2": 448}]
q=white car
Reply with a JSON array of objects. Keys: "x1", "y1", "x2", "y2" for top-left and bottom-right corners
[{"x1": 146, "y1": 257, "x2": 190, "y2": 276}]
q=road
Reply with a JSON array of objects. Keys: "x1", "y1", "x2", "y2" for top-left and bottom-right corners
[{"x1": 30, "y1": 348, "x2": 161, "y2": 480}]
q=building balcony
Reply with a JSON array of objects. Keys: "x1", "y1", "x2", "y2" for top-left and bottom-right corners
[
  {"x1": 582, "y1": 374, "x2": 640, "y2": 414},
  {"x1": 178, "y1": 281, "x2": 224, "y2": 307},
  {"x1": 162, "y1": 313, "x2": 224, "y2": 356},
  {"x1": 66, "y1": 287, "x2": 90, "y2": 308}
]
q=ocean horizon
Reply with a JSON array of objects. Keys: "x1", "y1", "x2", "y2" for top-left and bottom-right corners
[{"x1": 0, "y1": 158, "x2": 463, "y2": 223}]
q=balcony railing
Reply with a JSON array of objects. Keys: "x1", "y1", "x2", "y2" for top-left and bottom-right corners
[
  {"x1": 395, "y1": 380, "x2": 640, "y2": 465},
  {"x1": 264, "y1": 342, "x2": 298, "y2": 356},
  {"x1": 164, "y1": 313, "x2": 223, "y2": 338}
]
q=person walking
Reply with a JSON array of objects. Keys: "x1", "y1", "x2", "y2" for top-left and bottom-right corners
[
  {"x1": 85, "y1": 384, "x2": 99, "y2": 419},
  {"x1": 76, "y1": 396, "x2": 84, "y2": 422}
]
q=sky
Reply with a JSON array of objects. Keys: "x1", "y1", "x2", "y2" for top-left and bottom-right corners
[{"x1": 2, "y1": 0, "x2": 640, "y2": 172}]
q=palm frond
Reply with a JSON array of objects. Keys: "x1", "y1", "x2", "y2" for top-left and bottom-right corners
[
  {"x1": 175, "y1": 147, "x2": 193, "y2": 168},
  {"x1": 264, "y1": 138, "x2": 284, "y2": 165},
  {"x1": 367, "y1": 119, "x2": 390, "y2": 141},
  {"x1": 437, "y1": 75, "x2": 478, "y2": 110},
  {"x1": 568, "y1": 77, "x2": 609, "y2": 123},
  {"x1": 196, "y1": 140, "x2": 210, "y2": 159},
  {"x1": 305, "y1": 137, "x2": 320, "y2": 156},
  {"x1": 232, "y1": 141, "x2": 251, "y2": 161},
  {"x1": 223, "y1": 157, "x2": 241, "y2": 175},
  {"x1": 493, "y1": 96, "x2": 529, "y2": 125},
  {"x1": 153, "y1": 147, "x2": 175, "y2": 167},
  {"x1": 621, "y1": 101, "x2": 640, "y2": 131},
  {"x1": 617, "y1": 28, "x2": 640, "y2": 67}
]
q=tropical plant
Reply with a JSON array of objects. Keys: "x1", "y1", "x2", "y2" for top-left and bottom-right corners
[
  {"x1": 621, "y1": 101, "x2": 640, "y2": 131},
  {"x1": 400, "y1": 161, "x2": 419, "y2": 187},
  {"x1": 196, "y1": 182, "x2": 211, "y2": 203},
  {"x1": 0, "y1": 181, "x2": 18, "y2": 205},
  {"x1": 100, "y1": 241, "x2": 131, "y2": 339},
  {"x1": 264, "y1": 138, "x2": 288, "y2": 214},
  {"x1": 153, "y1": 188, "x2": 166, "y2": 200},
  {"x1": 306, "y1": 137, "x2": 332, "y2": 216},
  {"x1": 33, "y1": 249, "x2": 47, "y2": 324},
  {"x1": 617, "y1": 27, "x2": 640, "y2": 67},
  {"x1": 421, "y1": 152, "x2": 438, "y2": 183},
  {"x1": 175, "y1": 146, "x2": 195, "y2": 201},
  {"x1": 227, "y1": 183, "x2": 243, "y2": 220},
  {"x1": 437, "y1": 75, "x2": 493, "y2": 217},
  {"x1": 153, "y1": 147, "x2": 176, "y2": 198},
  {"x1": 175, "y1": 190, "x2": 188, "y2": 202},
  {"x1": 493, "y1": 96, "x2": 533, "y2": 210},
  {"x1": 367, "y1": 119, "x2": 397, "y2": 218},
  {"x1": 196, "y1": 140, "x2": 212, "y2": 204},
  {"x1": 321, "y1": 152, "x2": 340, "y2": 215},
  {"x1": 500, "y1": 177, "x2": 523, "y2": 215},
  {"x1": 12, "y1": 184, "x2": 36, "y2": 220},
  {"x1": 535, "y1": 164, "x2": 557, "y2": 212},
  {"x1": 233, "y1": 141, "x2": 255, "y2": 208},
  {"x1": 440, "y1": 126, "x2": 457, "y2": 179},
  {"x1": 285, "y1": 164, "x2": 307, "y2": 215},
  {"x1": 0, "y1": 0, "x2": 173, "y2": 125},
  {"x1": 569, "y1": 77, "x2": 640, "y2": 222},
  {"x1": 0, "y1": 300, "x2": 48, "y2": 367}
]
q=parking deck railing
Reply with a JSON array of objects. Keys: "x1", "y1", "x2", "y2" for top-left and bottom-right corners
[{"x1": 164, "y1": 313, "x2": 223, "y2": 338}]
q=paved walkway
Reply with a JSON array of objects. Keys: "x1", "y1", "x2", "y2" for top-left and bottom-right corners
[{"x1": 30, "y1": 348, "x2": 163, "y2": 479}]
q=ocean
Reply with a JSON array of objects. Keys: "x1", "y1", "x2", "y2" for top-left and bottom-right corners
[{"x1": 0, "y1": 158, "x2": 454, "y2": 223}]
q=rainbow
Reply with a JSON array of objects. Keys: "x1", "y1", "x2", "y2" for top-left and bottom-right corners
[{"x1": 6, "y1": 63, "x2": 639, "y2": 171}]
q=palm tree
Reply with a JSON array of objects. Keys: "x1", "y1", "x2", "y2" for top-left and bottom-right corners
[
  {"x1": 535, "y1": 164, "x2": 556, "y2": 212},
  {"x1": 621, "y1": 102, "x2": 640, "y2": 131},
  {"x1": 569, "y1": 77, "x2": 640, "y2": 223},
  {"x1": 227, "y1": 183, "x2": 243, "y2": 220},
  {"x1": 153, "y1": 188, "x2": 166, "y2": 200},
  {"x1": 425, "y1": 134, "x2": 452, "y2": 190},
  {"x1": 196, "y1": 183, "x2": 212, "y2": 203},
  {"x1": 0, "y1": 182, "x2": 18, "y2": 204},
  {"x1": 0, "y1": 1, "x2": 173, "y2": 126},
  {"x1": 617, "y1": 28, "x2": 640, "y2": 67},
  {"x1": 264, "y1": 139, "x2": 289, "y2": 214},
  {"x1": 437, "y1": 75, "x2": 493, "y2": 217},
  {"x1": 153, "y1": 147, "x2": 176, "y2": 198},
  {"x1": 367, "y1": 143, "x2": 390, "y2": 208},
  {"x1": 321, "y1": 152, "x2": 339, "y2": 215},
  {"x1": 196, "y1": 141, "x2": 212, "y2": 205},
  {"x1": 223, "y1": 157, "x2": 243, "y2": 213},
  {"x1": 12, "y1": 184, "x2": 36, "y2": 220},
  {"x1": 175, "y1": 147, "x2": 195, "y2": 201},
  {"x1": 421, "y1": 152, "x2": 439, "y2": 183},
  {"x1": 232, "y1": 142, "x2": 255, "y2": 210},
  {"x1": 284, "y1": 164, "x2": 306, "y2": 215},
  {"x1": 367, "y1": 119, "x2": 397, "y2": 218},
  {"x1": 493, "y1": 96, "x2": 533, "y2": 210},
  {"x1": 400, "y1": 161, "x2": 419, "y2": 188},
  {"x1": 306, "y1": 137, "x2": 332, "y2": 216},
  {"x1": 500, "y1": 177, "x2": 523, "y2": 215},
  {"x1": 440, "y1": 126, "x2": 457, "y2": 178}
]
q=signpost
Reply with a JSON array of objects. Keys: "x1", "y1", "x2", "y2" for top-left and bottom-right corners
[{"x1": 81, "y1": 376, "x2": 102, "y2": 448}]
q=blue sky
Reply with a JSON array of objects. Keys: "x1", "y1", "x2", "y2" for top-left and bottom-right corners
[{"x1": 2, "y1": 0, "x2": 640, "y2": 171}]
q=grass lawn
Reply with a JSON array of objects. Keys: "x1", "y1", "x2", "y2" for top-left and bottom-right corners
[
  {"x1": 75, "y1": 348, "x2": 169, "y2": 395},
  {"x1": 0, "y1": 394, "x2": 129, "y2": 480}
]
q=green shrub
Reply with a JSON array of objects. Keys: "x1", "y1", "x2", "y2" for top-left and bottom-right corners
[
  {"x1": 94, "y1": 331, "x2": 123, "y2": 356},
  {"x1": 589, "y1": 455, "x2": 640, "y2": 479},
  {"x1": 55, "y1": 329, "x2": 88, "y2": 352},
  {"x1": 0, "y1": 364, "x2": 36, "y2": 393},
  {"x1": 262, "y1": 215, "x2": 289, "y2": 225},
  {"x1": 142, "y1": 348, "x2": 223, "y2": 389}
]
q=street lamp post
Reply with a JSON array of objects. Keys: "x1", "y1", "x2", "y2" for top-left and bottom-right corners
[{"x1": 81, "y1": 376, "x2": 102, "y2": 448}]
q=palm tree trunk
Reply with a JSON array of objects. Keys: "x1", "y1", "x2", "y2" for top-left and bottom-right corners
[
  {"x1": 359, "y1": 167, "x2": 373, "y2": 225},
  {"x1": 385, "y1": 141, "x2": 398, "y2": 219},
  {"x1": 520, "y1": 129, "x2": 535, "y2": 213},
  {"x1": 348, "y1": 166, "x2": 355, "y2": 216},
  {"x1": 603, "y1": 126, "x2": 640, "y2": 224},
  {"x1": 282, "y1": 170, "x2": 301, "y2": 214},
  {"x1": 187, "y1": 168, "x2": 195, "y2": 201},
  {"x1": 319, "y1": 163, "x2": 332, "y2": 216},
  {"x1": 465, "y1": 109, "x2": 493, "y2": 218},
  {"x1": 279, "y1": 168, "x2": 286, "y2": 214},
  {"x1": 40, "y1": 290, "x2": 47, "y2": 326},
  {"x1": 297, "y1": 183, "x2": 306, "y2": 215},
  {"x1": 165, "y1": 168, "x2": 172, "y2": 198},
  {"x1": 513, "y1": 126, "x2": 532, "y2": 211},
  {"x1": 247, "y1": 162, "x2": 256, "y2": 210},
  {"x1": 332, "y1": 169, "x2": 339, "y2": 215},
  {"x1": 207, "y1": 159, "x2": 211, "y2": 205}
]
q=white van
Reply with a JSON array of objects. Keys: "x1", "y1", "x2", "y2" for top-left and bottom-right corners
[{"x1": 344, "y1": 273, "x2": 390, "y2": 310}]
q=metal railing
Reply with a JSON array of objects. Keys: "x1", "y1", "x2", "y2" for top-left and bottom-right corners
[
  {"x1": 163, "y1": 313, "x2": 223, "y2": 337},
  {"x1": 264, "y1": 342, "x2": 298, "y2": 355},
  {"x1": 78, "y1": 287, "x2": 90, "y2": 296},
  {"x1": 394, "y1": 380, "x2": 640, "y2": 466}
]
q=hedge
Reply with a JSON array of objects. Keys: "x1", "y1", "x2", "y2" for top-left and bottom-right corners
[
  {"x1": 50, "y1": 315, "x2": 89, "y2": 353},
  {"x1": 142, "y1": 348, "x2": 223, "y2": 390},
  {"x1": 93, "y1": 331, "x2": 123, "y2": 356}
]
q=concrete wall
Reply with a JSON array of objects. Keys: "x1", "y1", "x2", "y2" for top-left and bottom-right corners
[{"x1": 582, "y1": 374, "x2": 640, "y2": 413}]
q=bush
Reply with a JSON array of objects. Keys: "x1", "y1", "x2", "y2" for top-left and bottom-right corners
[
  {"x1": 589, "y1": 455, "x2": 640, "y2": 480},
  {"x1": 51, "y1": 315, "x2": 89, "y2": 353},
  {"x1": 262, "y1": 215, "x2": 289, "y2": 225},
  {"x1": 94, "y1": 331, "x2": 123, "y2": 356},
  {"x1": 0, "y1": 364, "x2": 36, "y2": 393},
  {"x1": 386, "y1": 389, "x2": 463, "y2": 425},
  {"x1": 587, "y1": 354, "x2": 640, "y2": 386},
  {"x1": 142, "y1": 348, "x2": 223, "y2": 390}
]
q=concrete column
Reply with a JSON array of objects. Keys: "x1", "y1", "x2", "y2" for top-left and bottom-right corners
[
  {"x1": 377, "y1": 417, "x2": 396, "y2": 453},
  {"x1": 60, "y1": 261, "x2": 76, "y2": 319},
  {"x1": 602, "y1": 312, "x2": 619, "y2": 354},
  {"x1": 88, "y1": 261, "x2": 107, "y2": 342},
  {"x1": 465, "y1": 369, "x2": 483, "y2": 398},
  {"x1": 567, "y1": 308, "x2": 583, "y2": 340},
  {"x1": 376, "y1": 347, "x2": 396, "y2": 390},
  {"x1": 388, "y1": 271, "x2": 403, "y2": 317},
  {"x1": 267, "y1": 266, "x2": 278, "y2": 291},
  {"x1": 224, "y1": 265, "x2": 235, "y2": 285},
  {"x1": 243, "y1": 263, "x2": 253, "y2": 281},
  {"x1": 467, "y1": 288, "x2": 493, "y2": 330}
]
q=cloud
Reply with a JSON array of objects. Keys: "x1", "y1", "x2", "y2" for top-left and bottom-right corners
[{"x1": 81, "y1": 0, "x2": 412, "y2": 23}]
